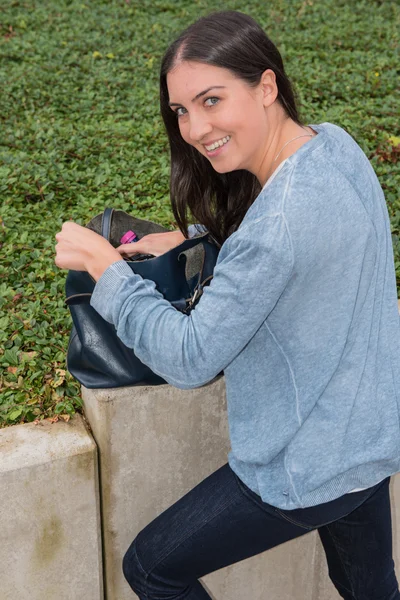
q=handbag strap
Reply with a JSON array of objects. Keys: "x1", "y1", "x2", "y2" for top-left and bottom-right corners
[{"x1": 101, "y1": 207, "x2": 114, "y2": 241}]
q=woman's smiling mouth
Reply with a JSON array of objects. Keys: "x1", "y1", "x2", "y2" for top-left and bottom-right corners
[{"x1": 204, "y1": 135, "x2": 231, "y2": 152}]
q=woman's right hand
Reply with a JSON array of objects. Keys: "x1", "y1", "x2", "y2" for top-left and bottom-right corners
[{"x1": 116, "y1": 230, "x2": 186, "y2": 258}]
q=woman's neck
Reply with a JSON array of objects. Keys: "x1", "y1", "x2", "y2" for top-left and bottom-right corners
[{"x1": 256, "y1": 113, "x2": 316, "y2": 186}]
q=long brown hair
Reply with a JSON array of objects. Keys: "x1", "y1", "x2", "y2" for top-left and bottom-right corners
[{"x1": 160, "y1": 11, "x2": 302, "y2": 246}]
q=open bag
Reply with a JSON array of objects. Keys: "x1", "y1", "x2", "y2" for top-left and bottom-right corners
[{"x1": 65, "y1": 208, "x2": 219, "y2": 389}]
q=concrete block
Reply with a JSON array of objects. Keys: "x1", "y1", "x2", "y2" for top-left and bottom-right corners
[
  {"x1": 0, "y1": 414, "x2": 103, "y2": 600},
  {"x1": 82, "y1": 377, "x2": 318, "y2": 600},
  {"x1": 202, "y1": 532, "x2": 317, "y2": 599}
]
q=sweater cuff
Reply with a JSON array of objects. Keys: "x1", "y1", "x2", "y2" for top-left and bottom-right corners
[
  {"x1": 90, "y1": 259, "x2": 139, "y2": 324},
  {"x1": 187, "y1": 224, "x2": 207, "y2": 238}
]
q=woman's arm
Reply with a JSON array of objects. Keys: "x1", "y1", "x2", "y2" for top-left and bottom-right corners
[{"x1": 89, "y1": 214, "x2": 293, "y2": 389}]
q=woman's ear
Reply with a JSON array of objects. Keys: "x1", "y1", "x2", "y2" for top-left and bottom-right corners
[{"x1": 260, "y1": 69, "x2": 278, "y2": 108}]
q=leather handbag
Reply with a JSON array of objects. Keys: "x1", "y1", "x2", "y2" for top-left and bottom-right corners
[{"x1": 65, "y1": 208, "x2": 219, "y2": 389}]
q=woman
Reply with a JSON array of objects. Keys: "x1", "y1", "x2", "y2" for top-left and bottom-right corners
[{"x1": 55, "y1": 11, "x2": 400, "y2": 600}]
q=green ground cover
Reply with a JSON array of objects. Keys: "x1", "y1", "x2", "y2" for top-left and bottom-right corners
[{"x1": 0, "y1": 0, "x2": 399, "y2": 427}]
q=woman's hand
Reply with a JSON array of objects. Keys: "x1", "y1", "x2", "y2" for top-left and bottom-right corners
[
  {"x1": 116, "y1": 230, "x2": 186, "y2": 258},
  {"x1": 55, "y1": 221, "x2": 123, "y2": 281}
]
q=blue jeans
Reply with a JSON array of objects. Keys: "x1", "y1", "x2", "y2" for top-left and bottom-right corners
[{"x1": 123, "y1": 463, "x2": 400, "y2": 599}]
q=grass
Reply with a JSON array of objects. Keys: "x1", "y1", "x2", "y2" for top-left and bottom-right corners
[{"x1": 0, "y1": 0, "x2": 399, "y2": 427}]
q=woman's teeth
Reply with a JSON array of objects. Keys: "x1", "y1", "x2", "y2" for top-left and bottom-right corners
[{"x1": 205, "y1": 136, "x2": 231, "y2": 151}]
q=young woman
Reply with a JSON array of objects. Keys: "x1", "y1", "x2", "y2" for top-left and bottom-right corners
[{"x1": 55, "y1": 11, "x2": 400, "y2": 600}]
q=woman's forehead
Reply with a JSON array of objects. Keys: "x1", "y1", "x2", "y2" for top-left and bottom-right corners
[{"x1": 167, "y1": 61, "x2": 237, "y2": 98}]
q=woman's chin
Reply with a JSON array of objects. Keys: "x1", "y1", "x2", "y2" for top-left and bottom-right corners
[{"x1": 208, "y1": 159, "x2": 240, "y2": 174}]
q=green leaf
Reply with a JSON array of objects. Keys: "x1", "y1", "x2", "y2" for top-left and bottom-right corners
[
  {"x1": 8, "y1": 407, "x2": 23, "y2": 421},
  {"x1": 2, "y1": 348, "x2": 19, "y2": 366}
]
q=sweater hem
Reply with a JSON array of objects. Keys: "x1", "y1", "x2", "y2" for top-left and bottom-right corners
[{"x1": 229, "y1": 453, "x2": 400, "y2": 510}]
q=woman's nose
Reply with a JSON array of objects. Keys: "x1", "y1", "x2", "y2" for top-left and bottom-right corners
[{"x1": 189, "y1": 115, "x2": 212, "y2": 143}]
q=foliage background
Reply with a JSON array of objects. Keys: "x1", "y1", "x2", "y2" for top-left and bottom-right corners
[{"x1": 0, "y1": 0, "x2": 399, "y2": 427}]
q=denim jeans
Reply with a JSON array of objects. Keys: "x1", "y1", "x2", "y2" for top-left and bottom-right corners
[{"x1": 122, "y1": 463, "x2": 400, "y2": 599}]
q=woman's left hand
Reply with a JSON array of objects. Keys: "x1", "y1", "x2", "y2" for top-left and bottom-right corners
[{"x1": 55, "y1": 221, "x2": 123, "y2": 281}]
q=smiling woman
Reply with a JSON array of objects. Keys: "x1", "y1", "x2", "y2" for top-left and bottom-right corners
[
  {"x1": 166, "y1": 61, "x2": 315, "y2": 183},
  {"x1": 160, "y1": 12, "x2": 308, "y2": 246},
  {"x1": 54, "y1": 10, "x2": 400, "y2": 600}
]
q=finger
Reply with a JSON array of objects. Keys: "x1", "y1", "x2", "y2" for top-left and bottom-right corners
[
  {"x1": 54, "y1": 248, "x2": 65, "y2": 269},
  {"x1": 62, "y1": 220, "x2": 78, "y2": 227},
  {"x1": 116, "y1": 243, "x2": 143, "y2": 255},
  {"x1": 55, "y1": 233, "x2": 71, "y2": 247},
  {"x1": 55, "y1": 230, "x2": 67, "y2": 241}
]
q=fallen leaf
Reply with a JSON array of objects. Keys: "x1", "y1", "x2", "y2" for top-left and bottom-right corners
[
  {"x1": 46, "y1": 416, "x2": 59, "y2": 424},
  {"x1": 21, "y1": 351, "x2": 37, "y2": 361},
  {"x1": 59, "y1": 414, "x2": 71, "y2": 422},
  {"x1": 2, "y1": 380, "x2": 18, "y2": 389}
]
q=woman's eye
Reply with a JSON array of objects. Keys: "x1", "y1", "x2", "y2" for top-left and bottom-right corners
[
  {"x1": 175, "y1": 107, "x2": 187, "y2": 117},
  {"x1": 204, "y1": 97, "x2": 219, "y2": 107}
]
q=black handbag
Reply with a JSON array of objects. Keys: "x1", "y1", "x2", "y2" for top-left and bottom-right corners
[{"x1": 65, "y1": 208, "x2": 219, "y2": 389}]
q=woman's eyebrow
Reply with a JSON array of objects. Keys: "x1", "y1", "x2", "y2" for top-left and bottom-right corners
[{"x1": 169, "y1": 86, "x2": 226, "y2": 107}]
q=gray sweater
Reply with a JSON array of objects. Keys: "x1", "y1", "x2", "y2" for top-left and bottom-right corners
[{"x1": 91, "y1": 123, "x2": 400, "y2": 509}]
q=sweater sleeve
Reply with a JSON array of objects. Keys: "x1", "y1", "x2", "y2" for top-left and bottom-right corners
[
  {"x1": 187, "y1": 223, "x2": 207, "y2": 238},
  {"x1": 90, "y1": 214, "x2": 293, "y2": 389}
]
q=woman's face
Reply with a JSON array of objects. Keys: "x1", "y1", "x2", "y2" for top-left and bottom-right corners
[{"x1": 167, "y1": 61, "x2": 273, "y2": 178}]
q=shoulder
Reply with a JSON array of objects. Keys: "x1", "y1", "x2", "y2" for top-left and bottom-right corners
[
  {"x1": 240, "y1": 122, "x2": 380, "y2": 232},
  {"x1": 300, "y1": 122, "x2": 372, "y2": 175},
  {"x1": 273, "y1": 123, "x2": 377, "y2": 202}
]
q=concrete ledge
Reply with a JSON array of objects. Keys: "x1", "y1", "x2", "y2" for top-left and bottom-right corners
[{"x1": 0, "y1": 414, "x2": 103, "y2": 600}]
